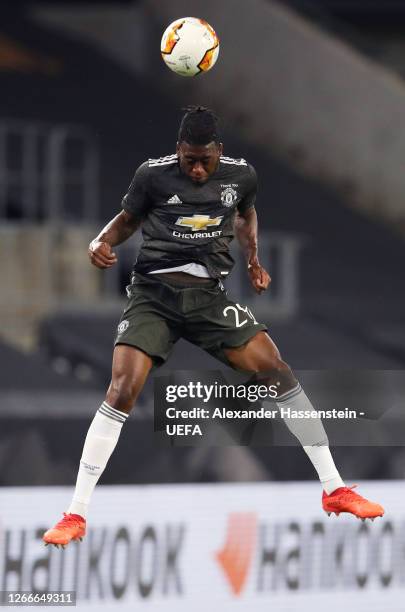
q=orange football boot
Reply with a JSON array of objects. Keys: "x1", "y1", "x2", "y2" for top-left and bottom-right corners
[
  {"x1": 43, "y1": 513, "x2": 86, "y2": 548},
  {"x1": 323, "y1": 485, "x2": 384, "y2": 521}
]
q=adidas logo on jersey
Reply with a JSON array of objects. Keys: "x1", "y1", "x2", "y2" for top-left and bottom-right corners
[
  {"x1": 220, "y1": 156, "x2": 248, "y2": 166},
  {"x1": 149, "y1": 154, "x2": 178, "y2": 167},
  {"x1": 167, "y1": 194, "x2": 182, "y2": 204}
]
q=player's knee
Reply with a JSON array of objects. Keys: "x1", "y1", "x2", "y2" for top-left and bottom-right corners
[
  {"x1": 271, "y1": 357, "x2": 291, "y2": 375},
  {"x1": 106, "y1": 376, "x2": 141, "y2": 413},
  {"x1": 263, "y1": 355, "x2": 291, "y2": 377},
  {"x1": 258, "y1": 357, "x2": 297, "y2": 391}
]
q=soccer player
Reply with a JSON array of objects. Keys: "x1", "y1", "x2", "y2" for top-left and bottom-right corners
[{"x1": 43, "y1": 107, "x2": 384, "y2": 547}]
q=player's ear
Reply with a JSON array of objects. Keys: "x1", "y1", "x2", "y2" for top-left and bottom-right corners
[
  {"x1": 176, "y1": 141, "x2": 181, "y2": 154},
  {"x1": 218, "y1": 142, "x2": 224, "y2": 156}
]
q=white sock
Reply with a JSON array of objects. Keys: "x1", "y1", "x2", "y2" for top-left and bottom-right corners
[
  {"x1": 302, "y1": 445, "x2": 345, "y2": 494},
  {"x1": 67, "y1": 402, "x2": 128, "y2": 517},
  {"x1": 276, "y1": 384, "x2": 345, "y2": 494}
]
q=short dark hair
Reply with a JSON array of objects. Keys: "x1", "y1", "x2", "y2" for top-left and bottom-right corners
[{"x1": 178, "y1": 106, "x2": 220, "y2": 145}]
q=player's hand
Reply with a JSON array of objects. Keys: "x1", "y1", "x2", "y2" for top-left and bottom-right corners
[
  {"x1": 248, "y1": 257, "x2": 271, "y2": 294},
  {"x1": 88, "y1": 240, "x2": 118, "y2": 269}
]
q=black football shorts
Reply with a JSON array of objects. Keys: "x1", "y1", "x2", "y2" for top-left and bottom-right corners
[{"x1": 114, "y1": 273, "x2": 267, "y2": 366}]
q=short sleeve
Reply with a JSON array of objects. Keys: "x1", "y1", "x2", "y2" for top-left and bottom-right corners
[
  {"x1": 121, "y1": 161, "x2": 152, "y2": 217},
  {"x1": 237, "y1": 164, "x2": 257, "y2": 214}
]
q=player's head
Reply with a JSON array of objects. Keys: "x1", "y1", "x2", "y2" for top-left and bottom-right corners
[{"x1": 177, "y1": 106, "x2": 223, "y2": 183}]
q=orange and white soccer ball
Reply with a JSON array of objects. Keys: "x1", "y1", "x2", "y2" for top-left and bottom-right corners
[{"x1": 161, "y1": 17, "x2": 220, "y2": 77}]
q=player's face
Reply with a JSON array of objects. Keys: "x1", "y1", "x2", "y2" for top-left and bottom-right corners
[{"x1": 177, "y1": 141, "x2": 223, "y2": 183}]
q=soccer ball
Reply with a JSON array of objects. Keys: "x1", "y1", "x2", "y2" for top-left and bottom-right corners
[{"x1": 161, "y1": 17, "x2": 220, "y2": 77}]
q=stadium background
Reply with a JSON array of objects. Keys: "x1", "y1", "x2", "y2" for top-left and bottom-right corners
[{"x1": 0, "y1": 0, "x2": 404, "y2": 609}]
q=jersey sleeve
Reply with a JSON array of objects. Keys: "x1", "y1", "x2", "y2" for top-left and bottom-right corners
[
  {"x1": 121, "y1": 161, "x2": 152, "y2": 217},
  {"x1": 237, "y1": 163, "x2": 257, "y2": 214}
]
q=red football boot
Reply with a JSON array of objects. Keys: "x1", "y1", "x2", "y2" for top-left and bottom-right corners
[
  {"x1": 323, "y1": 485, "x2": 384, "y2": 521},
  {"x1": 43, "y1": 513, "x2": 86, "y2": 548}
]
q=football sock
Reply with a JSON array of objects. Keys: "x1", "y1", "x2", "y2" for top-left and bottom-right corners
[
  {"x1": 276, "y1": 383, "x2": 345, "y2": 494},
  {"x1": 67, "y1": 402, "x2": 128, "y2": 517},
  {"x1": 302, "y1": 446, "x2": 345, "y2": 494}
]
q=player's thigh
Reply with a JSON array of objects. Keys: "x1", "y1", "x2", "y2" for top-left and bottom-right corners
[
  {"x1": 223, "y1": 330, "x2": 281, "y2": 371},
  {"x1": 224, "y1": 331, "x2": 297, "y2": 391},
  {"x1": 106, "y1": 344, "x2": 153, "y2": 413}
]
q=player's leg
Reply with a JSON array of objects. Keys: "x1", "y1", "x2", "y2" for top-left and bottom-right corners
[
  {"x1": 43, "y1": 274, "x2": 183, "y2": 546},
  {"x1": 67, "y1": 345, "x2": 152, "y2": 517},
  {"x1": 43, "y1": 345, "x2": 152, "y2": 547},
  {"x1": 224, "y1": 331, "x2": 384, "y2": 520},
  {"x1": 224, "y1": 331, "x2": 344, "y2": 491},
  {"x1": 184, "y1": 287, "x2": 342, "y2": 490}
]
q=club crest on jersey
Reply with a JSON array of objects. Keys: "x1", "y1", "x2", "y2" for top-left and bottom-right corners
[
  {"x1": 175, "y1": 214, "x2": 223, "y2": 231},
  {"x1": 221, "y1": 186, "x2": 238, "y2": 207},
  {"x1": 117, "y1": 320, "x2": 129, "y2": 334}
]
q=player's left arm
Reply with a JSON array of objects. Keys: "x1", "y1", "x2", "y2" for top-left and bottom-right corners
[
  {"x1": 235, "y1": 163, "x2": 271, "y2": 294},
  {"x1": 235, "y1": 206, "x2": 271, "y2": 294}
]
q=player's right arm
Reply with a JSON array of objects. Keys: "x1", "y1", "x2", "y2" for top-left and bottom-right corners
[
  {"x1": 89, "y1": 162, "x2": 151, "y2": 269},
  {"x1": 88, "y1": 210, "x2": 141, "y2": 269}
]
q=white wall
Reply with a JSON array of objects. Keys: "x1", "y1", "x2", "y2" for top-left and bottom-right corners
[{"x1": 0, "y1": 482, "x2": 403, "y2": 611}]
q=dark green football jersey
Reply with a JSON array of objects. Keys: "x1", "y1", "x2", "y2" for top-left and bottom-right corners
[{"x1": 121, "y1": 154, "x2": 257, "y2": 279}]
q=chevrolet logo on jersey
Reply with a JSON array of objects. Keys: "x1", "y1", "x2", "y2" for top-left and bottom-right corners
[{"x1": 175, "y1": 215, "x2": 224, "y2": 231}]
